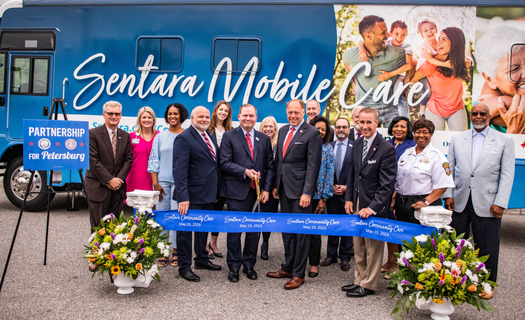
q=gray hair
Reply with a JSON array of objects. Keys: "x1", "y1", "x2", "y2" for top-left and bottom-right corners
[
  {"x1": 475, "y1": 26, "x2": 525, "y2": 79},
  {"x1": 351, "y1": 105, "x2": 364, "y2": 117},
  {"x1": 103, "y1": 100, "x2": 122, "y2": 113}
]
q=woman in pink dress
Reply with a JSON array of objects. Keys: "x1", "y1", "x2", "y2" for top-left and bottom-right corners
[{"x1": 126, "y1": 106, "x2": 159, "y2": 192}]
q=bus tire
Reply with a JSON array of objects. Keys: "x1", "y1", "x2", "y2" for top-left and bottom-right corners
[{"x1": 3, "y1": 157, "x2": 54, "y2": 211}]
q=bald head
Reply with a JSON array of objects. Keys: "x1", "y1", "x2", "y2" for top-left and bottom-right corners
[{"x1": 191, "y1": 106, "x2": 211, "y2": 132}]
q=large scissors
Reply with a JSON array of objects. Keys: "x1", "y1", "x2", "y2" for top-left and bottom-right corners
[{"x1": 251, "y1": 175, "x2": 263, "y2": 214}]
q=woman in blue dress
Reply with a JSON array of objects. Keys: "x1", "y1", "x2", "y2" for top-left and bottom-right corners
[
  {"x1": 308, "y1": 116, "x2": 334, "y2": 277},
  {"x1": 382, "y1": 116, "x2": 416, "y2": 277}
]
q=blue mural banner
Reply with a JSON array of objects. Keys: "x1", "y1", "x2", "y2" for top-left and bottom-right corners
[
  {"x1": 23, "y1": 119, "x2": 90, "y2": 171},
  {"x1": 153, "y1": 210, "x2": 436, "y2": 245}
]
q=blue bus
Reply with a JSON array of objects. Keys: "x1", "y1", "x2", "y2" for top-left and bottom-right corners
[{"x1": 0, "y1": 0, "x2": 523, "y2": 210}]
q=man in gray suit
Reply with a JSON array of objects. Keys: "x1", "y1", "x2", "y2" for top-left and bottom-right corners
[
  {"x1": 444, "y1": 103, "x2": 515, "y2": 285},
  {"x1": 267, "y1": 99, "x2": 322, "y2": 290}
]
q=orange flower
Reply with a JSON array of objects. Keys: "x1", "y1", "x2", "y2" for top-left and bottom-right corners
[
  {"x1": 481, "y1": 290, "x2": 493, "y2": 299},
  {"x1": 433, "y1": 298, "x2": 444, "y2": 304},
  {"x1": 106, "y1": 254, "x2": 112, "y2": 260},
  {"x1": 438, "y1": 272, "x2": 446, "y2": 281},
  {"x1": 451, "y1": 278, "x2": 459, "y2": 285},
  {"x1": 434, "y1": 262, "x2": 442, "y2": 271},
  {"x1": 98, "y1": 228, "x2": 106, "y2": 236},
  {"x1": 135, "y1": 263, "x2": 143, "y2": 271},
  {"x1": 110, "y1": 265, "x2": 121, "y2": 275},
  {"x1": 415, "y1": 283, "x2": 424, "y2": 290},
  {"x1": 89, "y1": 257, "x2": 97, "y2": 263},
  {"x1": 456, "y1": 260, "x2": 463, "y2": 268},
  {"x1": 468, "y1": 285, "x2": 477, "y2": 292},
  {"x1": 127, "y1": 233, "x2": 133, "y2": 239}
]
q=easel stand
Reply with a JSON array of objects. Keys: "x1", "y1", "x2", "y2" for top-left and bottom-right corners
[{"x1": 0, "y1": 98, "x2": 95, "y2": 293}]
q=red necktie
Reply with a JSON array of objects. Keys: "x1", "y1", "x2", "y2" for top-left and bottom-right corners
[
  {"x1": 201, "y1": 133, "x2": 216, "y2": 161},
  {"x1": 357, "y1": 132, "x2": 363, "y2": 138},
  {"x1": 282, "y1": 127, "x2": 295, "y2": 157},
  {"x1": 246, "y1": 132, "x2": 255, "y2": 189}
]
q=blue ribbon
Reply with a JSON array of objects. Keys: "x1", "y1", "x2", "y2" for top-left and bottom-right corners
[{"x1": 153, "y1": 210, "x2": 435, "y2": 245}]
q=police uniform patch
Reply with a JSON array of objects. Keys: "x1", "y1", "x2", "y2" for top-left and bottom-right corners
[{"x1": 443, "y1": 162, "x2": 451, "y2": 176}]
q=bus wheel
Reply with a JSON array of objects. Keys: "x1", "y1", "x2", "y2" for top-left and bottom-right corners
[{"x1": 3, "y1": 157, "x2": 54, "y2": 211}]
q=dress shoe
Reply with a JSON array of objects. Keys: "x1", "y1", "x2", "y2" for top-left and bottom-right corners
[
  {"x1": 208, "y1": 242, "x2": 224, "y2": 258},
  {"x1": 260, "y1": 242, "x2": 269, "y2": 260},
  {"x1": 284, "y1": 277, "x2": 305, "y2": 290},
  {"x1": 320, "y1": 257, "x2": 337, "y2": 267},
  {"x1": 179, "y1": 270, "x2": 201, "y2": 282},
  {"x1": 243, "y1": 267, "x2": 258, "y2": 280},
  {"x1": 266, "y1": 269, "x2": 292, "y2": 278},
  {"x1": 195, "y1": 262, "x2": 222, "y2": 271},
  {"x1": 308, "y1": 270, "x2": 319, "y2": 278},
  {"x1": 228, "y1": 269, "x2": 239, "y2": 283},
  {"x1": 341, "y1": 283, "x2": 358, "y2": 292},
  {"x1": 340, "y1": 261, "x2": 351, "y2": 271},
  {"x1": 346, "y1": 286, "x2": 374, "y2": 297}
]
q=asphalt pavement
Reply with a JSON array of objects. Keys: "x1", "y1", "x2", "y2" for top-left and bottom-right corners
[{"x1": 0, "y1": 188, "x2": 524, "y2": 320}]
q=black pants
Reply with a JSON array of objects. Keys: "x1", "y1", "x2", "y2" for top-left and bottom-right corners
[
  {"x1": 261, "y1": 196, "x2": 279, "y2": 243},
  {"x1": 394, "y1": 193, "x2": 442, "y2": 225},
  {"x1": 89, "y1": 189, "x2": 124, "y2": 231},
  {"x1": 326, "y1": 195, "x2": 353, "y2": 262},
  {"x1": 450, "y1": 196, "x2": 501, "y2": 282},
  {"x1": 280, "y1": 186, "x2": 311, "y2": 278},
  {"x1": 308, "y1": 199, "x2": 322, "y2": 266},
  {"x1": 211, "y1": 197, "x2": 227, "y2": 236},
  {"x1": 177, "y1": 203, "x2": 213, "y2": 274},
  {"x1": 226, "y1": 189, "x2": 259, "y2": 271}
]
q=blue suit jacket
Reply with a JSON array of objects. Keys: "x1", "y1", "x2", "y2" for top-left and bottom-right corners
[
  {"x1": 172, "y1": 125, "x2": 220, "y2": 204},
  {"x1": 220, "y1": 126, "x2": 275, "y2": 201},
  {"x1": 328, "y1": 139, "x2": 353, "y2": 206},
  {"x1": 345, "y1": 134, "x2": 397, "y2": 218},
  {"x1": 387, "y1": 138, "x2": 416, "y2": 161}
]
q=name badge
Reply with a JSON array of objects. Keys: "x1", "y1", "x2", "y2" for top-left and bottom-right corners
[
  {"x1": 368, "y1": 160, "x2": 376, "y2": 164},
  {"x1": 132, "y1": 138, "x2": 140, "y2": 144}
]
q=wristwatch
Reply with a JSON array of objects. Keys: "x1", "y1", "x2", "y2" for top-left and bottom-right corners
[{"x1": 424, "y1": 199, "x2": 430, "y2": 206}]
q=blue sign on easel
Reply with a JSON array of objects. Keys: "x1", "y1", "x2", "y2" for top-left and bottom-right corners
[{"x1": 24, "y1": 119, "x2": 90, "y2": 170}]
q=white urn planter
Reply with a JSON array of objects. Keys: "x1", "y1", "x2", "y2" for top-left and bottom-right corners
[
  {"x1": 113, "y1": 273, "x2": 137, "y2": 295},
  {"x1": 428, "y1": 298, "x2": 455, "y2": 320},
  {"x1": 126, "y1": 190, "x2": 160, "y2": 214},
  {"x1": 415, "y1": 206, "x2": 452, "y2": 229}
]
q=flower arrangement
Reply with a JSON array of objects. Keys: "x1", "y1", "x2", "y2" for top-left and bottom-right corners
[
  {"x1": 388, "y1": 228, "x2": 496, "y2": 319},
  {"x1": 84, "y1": 211, "x2": 170, "y2": 281}
]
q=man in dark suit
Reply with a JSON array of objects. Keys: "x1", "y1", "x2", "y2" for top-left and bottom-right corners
[
  {"x1": 349, "y1": 106, "x2": 364, "y2": 142},
  {"x1": 173, "y1": 106, "x2": 222, "y2": 282},
  {"x1": 321, "y1": 117, "x2": 353, "y2": 271},
  {"x1": 86, "y1": 101, "x2": 133, "y2": 233},
  {"x1": 267, "y1": 99, "x2": 322, "y2": 290},
  {"x1": 343, "y1": 107, "x2": 397, "y2": 297},
  {"x1": 220, "y1": 104, "x2": 275, "y2": 283}
]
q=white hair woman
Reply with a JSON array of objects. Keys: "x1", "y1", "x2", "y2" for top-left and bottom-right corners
[{"x1": 475, "y1": 25, "x2": 525, "y2": 134}]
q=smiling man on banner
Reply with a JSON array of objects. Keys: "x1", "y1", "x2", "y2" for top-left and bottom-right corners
[
  {"x1": 220, "y1": 104, "x2": 275, "y2": 283},
  {"x1": 343, "y1": 107, "x2": 397, "y2": 297}
]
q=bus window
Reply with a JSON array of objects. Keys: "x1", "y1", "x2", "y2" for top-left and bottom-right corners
[
  {"x1": 10, "y1": 56, "x2": 49, "y2": 95},
  {"x1": 0, "y1": 53, "x2": 5, "y2": 94},
  {"x1": 212, "y1": 37, "x2": 261, "y2": 74},
  {"x1": 137, "y1": 36, "x2": 183, "y2": 72}
]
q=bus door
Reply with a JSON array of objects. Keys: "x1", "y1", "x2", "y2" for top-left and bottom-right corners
[
  {"x1": 7, "y1": 52, "x2": 54, "y2": 139},
  {"x1": 0, "y1": 51, "x2": 6, "y2": 137}
]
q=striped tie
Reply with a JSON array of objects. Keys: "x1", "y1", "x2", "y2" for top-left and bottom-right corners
[
  {"x1": 111, "y1": 130, "x2": 117, "y2": 158},
  {"x1": 361, "y1": 139, "x2": 368, "y2": 163},
  {"x1": 202, "y1": 133, "x2": 216, "y2": 161}
]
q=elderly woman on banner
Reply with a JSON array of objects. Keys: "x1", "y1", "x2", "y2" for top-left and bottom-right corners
[
  {"x1": 390, "y1": 119, "x2": 454, "y2": 225},
  {"x1": 475, "y1": 25, "x2": 525, "y2": 134},
  {"x1": 148, "y1": 103, "x2": 188, "y2": 267}
]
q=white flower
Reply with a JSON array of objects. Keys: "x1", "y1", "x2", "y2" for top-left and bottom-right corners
[
  {"x1": 397, "y1": 283, "x2": 404, "y2": 294},
  {"x1": 157, "y1": 242, "x2": 166, "y2": 250},
  {"x1": 88, "y1": 232, "x2": 96, "y2": 242},
  {"x1": 443, "y1": 225, "x2": 453, "y2": 232},
  {"x1": 120, "y1": 222, "x2": 127, "y2": 229},
  {"x1": 466, "y1": 269, "x2": 479, "y2": 284},
  {"x1": 148, "y1": 264, "x2": 159, "y2": 276},
  {"x1": 443, "y1": 261, "x2": 453, "y2": 268},
  {"x1": 482, "y1": 282, "x2": 492, "y2": 295},
  {"x1": 100, "y1": 242, "x2": 111, "y2": 251},
  {"x1": 163, "y1": 249, "x2": 170, "y2": 257},
  {"x1": 415, "y1": 234, "x2": 428, "y2": 243},
  {"x1": 98, "y1": 248, "x2": 104, "y2": 255},
  {"x1": 404, "y1": 250, "x2": 414, "y2": 260},
  {"x1": 126, "y1": 257, "x2": 134, "y2": 264},
  {"x1": 418, "y1": 262, "x2": 435, "y2": 273},
  {"x1": 102, "y1": 214, "x2": 112, "y2": 221},
  {"x1": 397, "y1": 257, "x2": 406, "y2": 266},
  {"x1": 130, "y1": 225, "x2": 137, "y2": 233},
  {"x1": 130, "y1": 251, "x2": 137, "y2": 259},
  {"x1": 113, "y1": 234, "x2": 125, "y2": 245}
]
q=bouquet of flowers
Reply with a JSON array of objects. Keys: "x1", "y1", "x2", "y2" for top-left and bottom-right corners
[
  {"x1": 84, "y1": 211, "x2": 170, "y2": 281},
  {"x1": 388, "y1": 228, "x2": 496, "y2": 319}
]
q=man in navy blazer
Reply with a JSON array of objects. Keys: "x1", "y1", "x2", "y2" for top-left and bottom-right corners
[
  {"x1": 220, "y1": 104, "x2": 275, "y2": 283},
  {"x1": 173, "y1": 106, "x2": 222, "y2": 282},
  {"x1": 267, "y1": 99, "x2": 322, "y2": 290},
  {"x1": 321, "y1": 117, "x2": 354, "y2": 271},
  {"x1": 343, "y1": 107, "x2": 397, "y2": 298}
]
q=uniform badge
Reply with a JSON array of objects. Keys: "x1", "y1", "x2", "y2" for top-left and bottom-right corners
[
  {"x1": 442, "y1": 162, "x2": 451, "y2": 176},
  {"x1": 423, "y1": 157, "x2": 430, "y2": 164},
  {"x1": 132, "y1": 138, "x2": 140, "y2": 144}
]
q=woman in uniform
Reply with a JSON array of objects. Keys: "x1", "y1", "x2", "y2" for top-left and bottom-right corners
[{"x1": 391, "y1": 119, "x2": 454, "y2": 224}]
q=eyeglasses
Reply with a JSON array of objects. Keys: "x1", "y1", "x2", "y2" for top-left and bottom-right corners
[
  {"x1": 471, "y1": 112, "x2": 488, "y2": 117},
  {"x1": 105, "y1": 112, "x2": 122, "y2": 117},
  {"x1": 335, "y1": 126, "x2": 349, "y2": 129}
]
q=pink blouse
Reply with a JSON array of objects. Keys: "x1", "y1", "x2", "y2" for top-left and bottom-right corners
[{"x1": 126, "y1": 131, "x2": 158, "y2": 192}]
